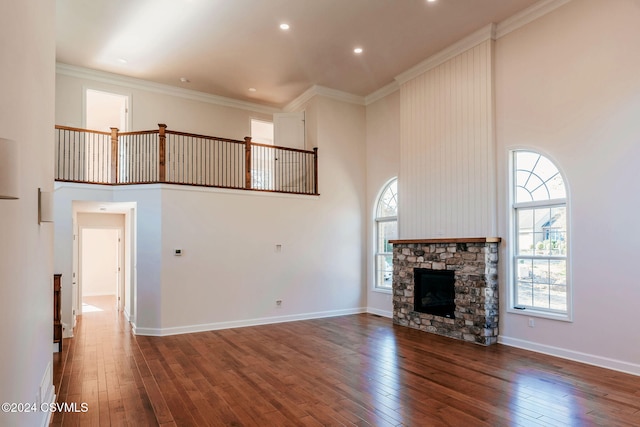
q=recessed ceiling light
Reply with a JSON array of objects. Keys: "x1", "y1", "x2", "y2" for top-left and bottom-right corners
[
  {"x1": 180, "y1": 77, "x2": 190, "y2": 83},
  {"x1": 248, "y1": 87, "x2": 257, "y2": 92},
  {"x1": 427, "y1": 0, "x2": 437, "y2": 3},
  {"x1": 117, "y1": 58, "x2": 128, "y2": 64},
  {"x1": 353, "y1": 47, "x2": 363, "y2": 54},
  {"x1": 279, "y1": 23, "x2": 290, "y2": 30}
]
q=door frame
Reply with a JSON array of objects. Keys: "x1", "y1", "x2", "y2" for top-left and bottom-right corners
[{"x1": 77, "y1": 224, "x2": 124, "y2": 313}]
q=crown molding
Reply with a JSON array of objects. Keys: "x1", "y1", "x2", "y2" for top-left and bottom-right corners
[
  {"x1": 56, "y1": 63, "x2": 281, "y2": 115},
  {"x1": 283, "y1": 86, "x2": 317, "y2": 112},
  {"x1": 392, "y1": 0, "x2": 571, "y2": 87},
  {"x1": 312, "y1": 85, "x2": 365, "y2": 106},
  {"x1": 395, "y1": 23, "x2": 496, "y2": 86},
  {"x1": 496, "y1": 0, "x2": 572, "y2": 39},
  {"x1": 285, "y1": 85, "x2": 365, "y2": 112},
  {"x1": 365, "y1": 81, "x2": 400, "y2": 105}
]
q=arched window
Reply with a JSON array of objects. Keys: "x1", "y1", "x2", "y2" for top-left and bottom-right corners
[
  {"x1": 511, "y1": 151, "x2": 570, "y2": 318},
  {"x1": 374, "y1": 178, "x2": 397, "y2": 291}
]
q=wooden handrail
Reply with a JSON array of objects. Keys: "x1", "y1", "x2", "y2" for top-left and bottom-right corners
[
  {"x1": 119, "y1": 130, "x2": 160, "y2": 136},
  {"x1": 165, "y1": 130, "x2": 244, "y2": 144},
  {"x1": 55, "y1": 125, "x2": 111, "y2": 135}
]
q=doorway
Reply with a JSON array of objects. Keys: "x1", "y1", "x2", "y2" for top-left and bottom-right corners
[
  {"x1": 80, "y1": 228, "x2": 122, "y2": 313},
  {"x1": 73, "y1": 210, "x2": 129, "y2": 324},
  {"x1": 85, "y1": 89, "x2": 130, "y2": 132}
]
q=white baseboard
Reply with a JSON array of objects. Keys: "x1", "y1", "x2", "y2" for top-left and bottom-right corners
[
  {"x1": 62, "y1": 322, "x2": 73, "y2": 338},
  {"x1": 498, "y1": 335, "x2": 640, "y2": 376},
  {"x1": 366, "y1": 307, "x2": 393, "y2": 318},
  {"x1": 40, "y1": 362, "x2": 56, "y2": 427},
  {"x1": 133, "y1": 307, "x2": 367, "y2": 336}
]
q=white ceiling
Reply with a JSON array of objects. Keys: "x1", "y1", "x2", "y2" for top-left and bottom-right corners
[{"x1": 56, "y1": 0, "x2": 541, "y2": 108}]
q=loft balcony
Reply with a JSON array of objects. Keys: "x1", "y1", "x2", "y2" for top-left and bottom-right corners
[{"x1": 55, "y1": 124, "x2": 319, "y2": 195}]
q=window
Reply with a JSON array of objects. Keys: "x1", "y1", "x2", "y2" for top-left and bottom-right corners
[
  {"x1": 511, "y1": 151, "x2": 569, "y2": 318},
  {"x1": 374, "y1": 178, "x2": 398, "y2": 291}
]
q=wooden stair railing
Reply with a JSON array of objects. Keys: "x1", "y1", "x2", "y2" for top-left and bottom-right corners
[{"x1": 54, "y1": 124, "x2": 319, "y2": 195}]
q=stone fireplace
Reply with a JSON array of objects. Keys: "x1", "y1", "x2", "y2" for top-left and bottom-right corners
[{"x1": 390, "y1": 238, "x2": 500, "y2": 345}]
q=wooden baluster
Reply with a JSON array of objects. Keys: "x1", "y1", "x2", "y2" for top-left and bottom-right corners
[
  {"x1": 244, "y1": 136, "x2": 252, "y2": 189},
  {"x1": 159, "y1": 124, "x2": 167, "y2": 183},
  {"x1": 110, "y1": 127, "x2": 119, "y2": 184},
  {"x1": 313, "y1": 147, "x2": 319, "y2": 195}
]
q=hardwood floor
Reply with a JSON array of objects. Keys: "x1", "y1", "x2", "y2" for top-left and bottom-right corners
[
  {"x1": 53, "y1": 297, "x2": 640, "y2": 426},
  {"x1": 52, "y1": 296, "x2": 159, "y2": 426}
]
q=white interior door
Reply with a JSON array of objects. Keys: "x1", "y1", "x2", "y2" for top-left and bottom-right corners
[
  {"x1": 274, "y1": 111, "x2": 305, "y2": 149},
  {"x1": 274, "y1": 112, "x2": 306, "y2": 191},
  {"x1": 117, "y1": 229, "x2": 124, "y2": 312}
]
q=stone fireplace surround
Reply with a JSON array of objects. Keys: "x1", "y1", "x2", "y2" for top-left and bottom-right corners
[{"x1": 390, "y1": 238, "x2": 500, "y2": 345}]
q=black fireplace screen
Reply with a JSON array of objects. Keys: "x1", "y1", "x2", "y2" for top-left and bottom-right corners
[{"x1": 414, "y1": 268, "x2": 455, "y2": 318}]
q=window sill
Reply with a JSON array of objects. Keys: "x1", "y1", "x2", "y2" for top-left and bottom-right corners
[
  {"x1": 372, "y1": 287, "x2": 392, "y2": 295},
  {"x1": 506, "y1": 307, "x2": 573, "y2": 322}
]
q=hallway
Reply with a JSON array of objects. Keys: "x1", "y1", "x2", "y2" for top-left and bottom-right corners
[{"x1": 52, "y1": 296, "x2": 160, "y2": 426}]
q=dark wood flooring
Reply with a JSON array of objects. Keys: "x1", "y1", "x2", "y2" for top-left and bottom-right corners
[{"x1": 52, "y1": 296, "x2": 640, "y2": 426}]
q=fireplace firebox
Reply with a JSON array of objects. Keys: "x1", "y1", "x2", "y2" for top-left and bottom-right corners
[{"x1": 414, "y1": 268, "x2": 456, "y2": 318}]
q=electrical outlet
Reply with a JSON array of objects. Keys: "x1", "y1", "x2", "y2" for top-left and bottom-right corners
[{"x1": 528, "y1": 318, "x2": 535, "y2": 328}]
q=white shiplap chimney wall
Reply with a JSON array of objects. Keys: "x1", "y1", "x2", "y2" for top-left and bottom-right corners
[{"x1": 398, "y1": 39, "x2": 496, "y2": 239}]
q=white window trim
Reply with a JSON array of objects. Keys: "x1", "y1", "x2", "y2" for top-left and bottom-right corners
[
  {"x1": 506, "y1": 150, "x2": 573, "y2": 322},
  {"x1": 374, "y1": 217, "x2": 396, "y2": 294},
  {"x1": 373, "y1": 178, "x2": 397, "y2": 294}
]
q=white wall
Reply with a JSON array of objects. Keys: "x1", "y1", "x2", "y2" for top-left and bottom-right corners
[
  {"x1": 153, "y1": 95, "x2": 367, "y2": 334},
  {"x1": 365, "y1": 91, "x2": 401, "y2": 317},
  {"x1": 56, "y1": 69, "x2": 274, "y2": 139},
  {"x1": 0, "y1": 2, "x2": 56, "y2": 426},
  {"x1": 495, "y1": 0, "x2": 640, "y2": 373}
]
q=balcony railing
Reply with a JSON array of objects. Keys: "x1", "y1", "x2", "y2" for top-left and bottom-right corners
[{"x1": 55, "y1": 124, "x2": 319, "y2": 195}]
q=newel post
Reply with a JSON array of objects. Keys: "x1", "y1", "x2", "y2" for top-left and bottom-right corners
[
  {"x1": 313, "y1": 147, "x2": 319, "y2": 195},
  {"x1": 110, "y1": 127, "x2": 119, "y2": 184},
  {"x1": 158, "y1": 124, "x2": 167, "y2": 182},
  {"x1": 244, "y1": 136, "x2": 252, "y2": 189}
]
